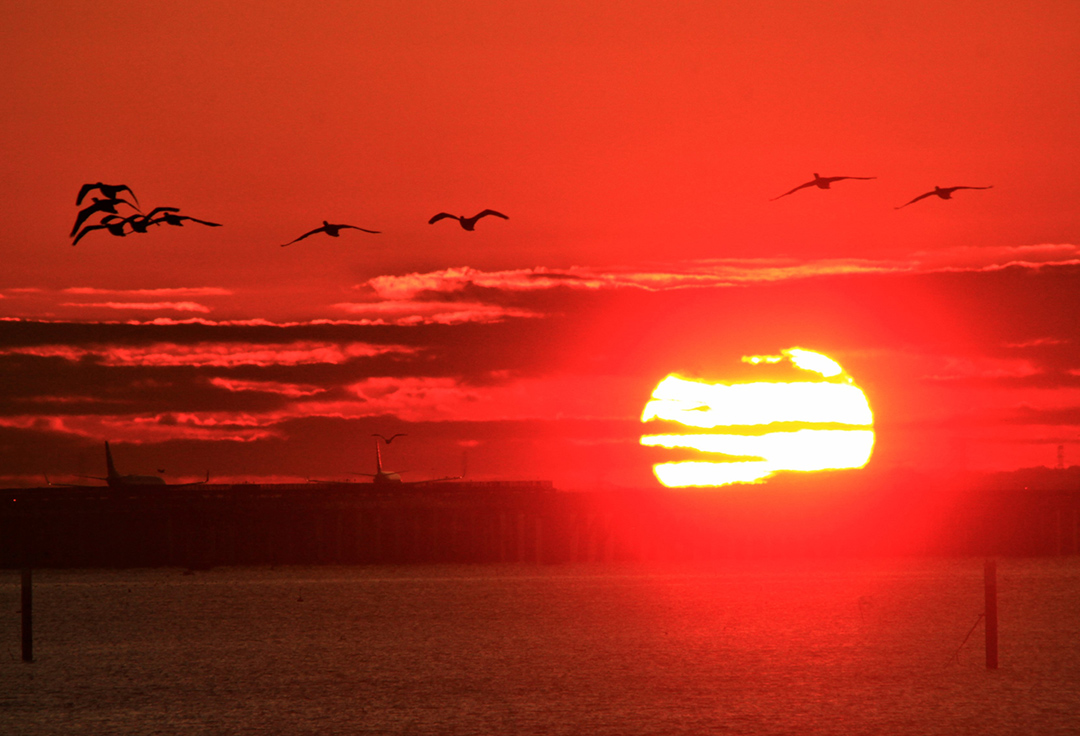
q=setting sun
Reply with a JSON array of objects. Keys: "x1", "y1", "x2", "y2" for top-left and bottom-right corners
[{"x1": 641, "y1": 348, "x2": 874, "y2": 487}]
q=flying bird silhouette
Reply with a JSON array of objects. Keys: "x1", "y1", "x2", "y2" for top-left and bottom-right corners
[
  {"x1": 152, "y1": 211, "x2": 223, "y2": 228},
  {"x1": 280, "y1": 220, "x2": 380, "y2": 246},
  {"x1": 72, "y1": 215, "x2": 128, "y2": 246},
  {"x1": 771, "y1": 173, "x2": 877, "y2": 201},
  {"x1": 76, "y1": 182, "x2": 139, "y2": 207},
  {"x1": 428, "y1": 210, "x2": 508, "y2": 230},
  {"x1": 123, "y1": 208, "x2": 181, "y2": 233},
  {"x1": 70, "y1": 197, "x2": 140, "y2": 237},
  {"x1": 894, "y1": 185, "x2": 993, "y2": 209},
  {"x1": 372, "y1": 433, "x2": 407, "y2": 444}
]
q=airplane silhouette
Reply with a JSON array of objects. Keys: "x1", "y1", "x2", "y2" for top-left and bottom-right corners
[
  {"x1": 771, "y1": 173, "x2": 876, "y2": 201},
  {"x1": 72, "y1": 215, "x2": 128, "y2": 245},
  {"x1": 77, "y1": 182, "x2": 139, "y2": 207},
  {"x1": 895, "y1": 185, "x2": 993, "y2": 209},
  {"x1": 70, "y1": 197, "x2": 140, "y2": 236},
  {"x1": 46, "y1": 442, "x2": 209, "y2": 488},
  {"x1": 428, "y1": 210, "x2": 508, "y2": 230},
  {"x1": 309, "y1": 437, "x2": 461, "y2": 486},
  {"x1": 281, "y1": 220, "x2": 380, "y2": 246},
  {"x1": 350, "y1": 438, "x2": 461, "y2": 486}
]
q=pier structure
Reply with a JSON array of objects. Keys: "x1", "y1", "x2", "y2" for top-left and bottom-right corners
[{"x1": 2, "y1": 481, "x2": 1079, "y2": 568}]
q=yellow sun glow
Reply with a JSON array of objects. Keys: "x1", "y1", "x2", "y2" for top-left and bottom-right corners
[{"x1": 640, "y1": 348, "x2": 874, "y2": 487}]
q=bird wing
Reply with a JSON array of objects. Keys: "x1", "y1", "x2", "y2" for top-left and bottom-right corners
[
  {"x1": 831, "y1": 176, "x2": 877, "y2": 182},
  {"x1": 475, "y1": 209, "x2": 509, "y2": 220},
  {"x1": 770, "y1": 181, "x2": 814, "y2": 201},
  {"x1": 114, "y1": 185, "x2": 138, "y2": 206},
  {"x1": 145, "y1": 206, "x2": 181, "y2": 218},
  {"x1": 76, "y1": 183, "x2": 101, "y2": 206},
  {"x1": 113, "y1": 197, "x2": 139, "y2": 212},
  {"x1": 948, "y1": 185, "x2": 993, "y2": 192},
  {"x1": 99, "y1": 215, "x2": 128, "y2": 235},
  {"x1": 428, "y1": 213, "x2": 457, "y2": 224},
  {"x1": 895, "y1": 191, "x2": 935, "y2": 209},
  {"x1": 341, "y1": 225, "x2": 381, "y2": 234},
  {"x1": 71, "y1": 223, "x2": 107, "y2": 246},
  {"x1": 389, "y1": 433, "x2": 407, "y2": 442},
  {"x1": 281, "y1": 226, "x2": 323, "y2": 246},
  {"x1": 70, "y1": 203, "x2": 108, "y2": 236},
  {"x1": 180, "y1": 216, "x2": 222, "y2": 227}
]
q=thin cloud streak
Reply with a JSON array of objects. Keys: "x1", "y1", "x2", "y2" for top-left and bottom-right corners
[
  {"x1": 208, "y1": 377, "x2": 327, "y2": 397},
  {"x1": 0, "y1": 341, "x2": 417, "y2": 367},
  {"x1": 334, "y1": 300, "x2": 541, "y2": 325},
  {"x1": 363, "y1": 246, "x2": 1080, "y2": 301},
  {"x1": 918, "y1": 356, "x2": 1044, "y2": 382},
  {"x1": 0, "y1": 413, "x2": 277, "y2": 443},
  {"x1": 60, "y1": 301, "x2": 213, "y2": 313},
  {"x1": 5, "y1": 249, "x2": 1077, "y2": 328},
  {"x1": 63, "y1": 287, "x2": 234, "y2": 297}
]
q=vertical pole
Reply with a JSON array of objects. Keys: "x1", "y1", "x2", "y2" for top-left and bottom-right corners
[
  {"x1": 984, "y1": 558, "x2": 998, "y2": 669},
  {"x1": 21, "y1": 567, "x2": 33, "y2": 663}
]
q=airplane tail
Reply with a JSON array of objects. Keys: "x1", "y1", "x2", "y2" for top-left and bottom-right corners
[{"x1": 105, "y1": 441, "x2": 118, "y2": 480}]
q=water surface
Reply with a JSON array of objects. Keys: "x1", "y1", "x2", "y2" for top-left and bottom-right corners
[{"x1": 2, "y1": 559, "x2": 1078, "y2": 735}]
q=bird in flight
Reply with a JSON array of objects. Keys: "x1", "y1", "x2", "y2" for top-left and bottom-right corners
[
  {"x1": 122, "y1": 207, "x2": 181, "y2": 233},
  {"x1": 281, "y1": 220, "x2": 380, "y2": 246},
  {"x1": 428, "y1": 209, "x2": 508, "y2": 230},
  {"x1": 894, "y1": 185, "x2": 993, "y2": 209},
  {"x1": 771, "y1": 173, "x2": 877, "y2": 201},
  {"x1": 70, "y1": 197, "x2": 140, "y2": 237},
  {"x1": 77, "y1": 182, "x2": 139, "y2": 207},
  {"x1": 372, "y1": 433, "x2": 407, "y2": 444},
  {"x1": 152, "y1": 211, "x2": 223, "y2": 228},
  {"x1": 72, "y1": 215, "x2": 128, "y2": 246}
]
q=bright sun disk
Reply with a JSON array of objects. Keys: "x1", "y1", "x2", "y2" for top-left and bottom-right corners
[{"x1": 640, "y1": 348, "x2": 874, "y2": 487}]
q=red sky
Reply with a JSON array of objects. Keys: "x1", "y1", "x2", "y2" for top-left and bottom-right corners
[{"x1": 1, "y1": 1, "x2": 1078, "y2": 487}]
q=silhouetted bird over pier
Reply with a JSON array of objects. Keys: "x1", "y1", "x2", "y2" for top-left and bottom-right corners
[
  {"x1": 428, "y1": 209, "x2": 508, "y2": 230},
  {"x1": 895, "y1": 185, "x2": 993, "y2": 209},
  {"x1": 76, "y1": 182, "x2": 139, "y2": 207},
  {"x1": 771, "y1": 173, "x2": 876, "y2": 201},
  {"x1": 281, "y1": 221, "x2": 380, "y2": 246}
]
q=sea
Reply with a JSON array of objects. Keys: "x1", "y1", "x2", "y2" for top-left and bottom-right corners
[{"x1": 2, "y1": 559, "x2": 1079, "y2": 735}]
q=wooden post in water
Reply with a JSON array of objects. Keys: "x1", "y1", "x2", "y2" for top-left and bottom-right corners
[
  {"x1": 21, "y1": 567, "x2": 33, "y2": 663},
  {"x1": 984, "y1": 558, "x2": 998, "y2": 669}
]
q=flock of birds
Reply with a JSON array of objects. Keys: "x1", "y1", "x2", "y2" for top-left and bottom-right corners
[
  {"x1": 770, "y1": 173, "x2": 993, "y2": 208},
  {"x1": 70, "y1": 183, "x2": 221, "y2": 246},
  {"x1": 69, "y1": 175, "x2": 990, "y2": 246},
  {"x1": 277, "y1": 209, "x2": 509, "y2": 246}
]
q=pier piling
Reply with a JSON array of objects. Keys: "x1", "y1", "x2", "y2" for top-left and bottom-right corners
[
  {"x1": 985, "y1": 558, "x2": 998, "y2": 669},
  {"x1": 21, "y1": 567, "x2": 33, "y2": 662}
]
